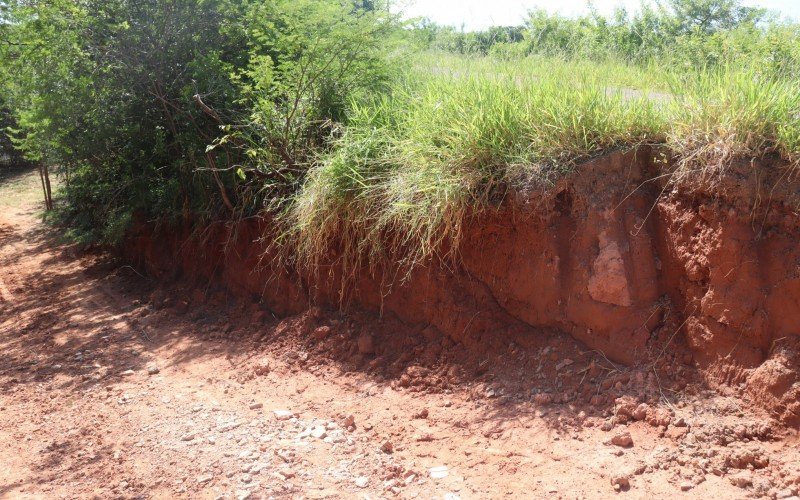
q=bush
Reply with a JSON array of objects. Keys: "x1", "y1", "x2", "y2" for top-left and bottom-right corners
[{"x1": 0, "y1": 0, "x2": 397, "y2": 242}]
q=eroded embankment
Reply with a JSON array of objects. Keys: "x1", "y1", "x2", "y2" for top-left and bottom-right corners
[{"x1": 125, "y1": 150, "x2": 800, "y2": 425}]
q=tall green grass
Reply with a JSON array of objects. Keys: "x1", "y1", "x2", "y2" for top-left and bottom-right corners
[
  {"x1": 667, "y1": 65, "x2": 800, "y2": 172},
  {"x1": 284, "y1": 54, "x2": 800, "y2": 281}
]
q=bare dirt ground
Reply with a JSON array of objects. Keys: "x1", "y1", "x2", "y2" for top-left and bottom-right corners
[{"x1": 1, "y1": 167, "x2": 799, "y2": 500}]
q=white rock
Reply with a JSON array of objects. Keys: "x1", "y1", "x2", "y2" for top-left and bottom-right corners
[
  {"x1": 429, "y1": 466, "x2": 449, "y2": 479},
  {"x1": 355, "y1": 476, "x2": 369, "y2": 488},
  {"x1": 273, "y1": 410, "x2": 293, "y2": 421}
]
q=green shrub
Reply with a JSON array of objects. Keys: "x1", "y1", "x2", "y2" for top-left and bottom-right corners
[{"x1": 0, "y1": 0, "x2": 397, "y2": 243}]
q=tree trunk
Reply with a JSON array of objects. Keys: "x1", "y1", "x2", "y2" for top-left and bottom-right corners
[
  {"x1": 38, "y1": 162, "x2": 53, "y2": 211},
  {"x1": 38, "y1": 163, "x2": 49, "y2": 210},
  {"x1": 42, "y1": 162, "x2": 53, "y2": 210}
]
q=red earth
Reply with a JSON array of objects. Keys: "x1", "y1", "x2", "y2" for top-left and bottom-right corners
[{"x1": 1, "y1": 164, "x2": 800, "y2": 499}]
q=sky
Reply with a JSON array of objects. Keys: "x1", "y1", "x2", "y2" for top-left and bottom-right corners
[{"x1": 394, "y1": 0, "x2": 800, "y2": 31}]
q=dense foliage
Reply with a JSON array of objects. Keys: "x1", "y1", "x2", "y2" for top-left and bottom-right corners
[{"x1": 0, "y1": 0, "x2": 395, "y2": 241}]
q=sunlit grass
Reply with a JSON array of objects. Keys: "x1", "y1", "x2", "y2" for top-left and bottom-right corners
[
  {"x1": 283, "y1": 54, "x2": 800, "y2": 280},
  {"x1": 0, "y1": 165, "x2": 48, "y2": 212}
]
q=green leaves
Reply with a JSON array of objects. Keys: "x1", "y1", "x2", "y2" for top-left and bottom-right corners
[
  {"x1": 1, "y1": 0, "x2": 249, "y2": 242},
  {"x1": 228, "y1": 0, "x2": 397, "y2": 202}
]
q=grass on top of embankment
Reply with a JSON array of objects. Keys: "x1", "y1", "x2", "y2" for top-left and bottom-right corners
[
  {"x1": 284, "y1": 54, "x2": 800, "y2": 278},
  {"x1": 668, "y1": 67, "x2": 800, "y2": 175}
]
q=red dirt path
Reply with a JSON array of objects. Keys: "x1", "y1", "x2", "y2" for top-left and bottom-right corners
[{"x1": 1, "y1": 168, "x2": 799, "y2": 499}]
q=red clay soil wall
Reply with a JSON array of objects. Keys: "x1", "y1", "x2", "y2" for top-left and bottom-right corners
[{"x1": 124, "y1": 150, "x2": 800, "y2": 425}]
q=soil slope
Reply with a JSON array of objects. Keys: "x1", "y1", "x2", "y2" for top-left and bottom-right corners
[
  {"x1": 127, "y1": 150, "x2": 800, "y2": 427},
  {"x1": 2, "y1": 169, "x2": 800, "y2": 498}
]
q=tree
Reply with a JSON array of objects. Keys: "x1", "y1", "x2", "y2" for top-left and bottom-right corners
[{"x1": 661, "y1": 0, "x2": 766, "y2": 34}]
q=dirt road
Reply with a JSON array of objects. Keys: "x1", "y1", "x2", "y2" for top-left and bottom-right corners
[{"x1": 1, "y1": 167, "x2": 799, "y2": 499}]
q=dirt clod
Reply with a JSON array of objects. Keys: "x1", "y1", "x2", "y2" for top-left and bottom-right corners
[{"x1": 610, "y1": 430, "x2": 633, "y2": 448}]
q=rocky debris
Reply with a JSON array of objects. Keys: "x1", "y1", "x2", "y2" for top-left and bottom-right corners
[
  {"x1": 180, "y1": 433, "x2": 195, "y2": 442},
  {"x1": 310, "y1": 426, "x2": 327, "y2": 439},
  {"x1": 120, "y1": 369, "x2": 135, "y2": 376},
  {"x1": 613, "y1": 396, "x2": 637, "y2": 422},
  {"x1": 614, "y1": 396, "x2": 673, "y2": 428},
  {"x1": 729, "y1": 471, "x2": 754, "y2": 488},
  {"x1": 745, "y1": 340, "x2": 800, "y2": 426},
  {"x1": 324, "y1": 429, "x2": 346, "y2": 443},
  {"x1": 555, "y1": 359, "x2": 573, "y2": 371},
  {"x1": 354, "y1": 476, "x2": 369, "y2": 488},
  {"x1": 253, "y1": 359, "x2": 270, "y2": 376},
  {"x1": 610, "y1": 473, "x2": 630, "y2": 491},
  {"x1": 413, "y1": 408, "x2": 429, "y2": 419},
  {"x1": 380, "y1": 440, "x2": 394, "y2": 454},
  {"x1": 248, "y1": 402, "x2": 263, "y2": 410},
  {"x1": 724, "y1": 445, "x2": 770, "y2": 470},
  {"x1": 665, "y1": 425, "x2": 689, "y2": 441},
  {"x1": 633, "y1": 403, "x2": 649, "y2": 421},
  {"x1": 146, "y1": 364, "x2": 160, "y2": 375},
  {"x1": 646, "y1": 407, "x2": 673, "y2": 428},
  {"x1": 610, "y1": 430, "x2": 633, "y2": 448}
]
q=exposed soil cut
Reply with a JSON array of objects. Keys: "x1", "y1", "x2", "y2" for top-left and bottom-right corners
[
  {"x1": 2, "y1": 159, "x2": 800, "y2": 499},
  {"x1": 127, "y1": 150, "x2": 800, "y2": 428}
]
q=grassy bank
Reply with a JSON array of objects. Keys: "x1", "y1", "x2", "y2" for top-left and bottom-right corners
[{"x1": 286, "y1": 53, "x2": 800, "y2": 273}]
